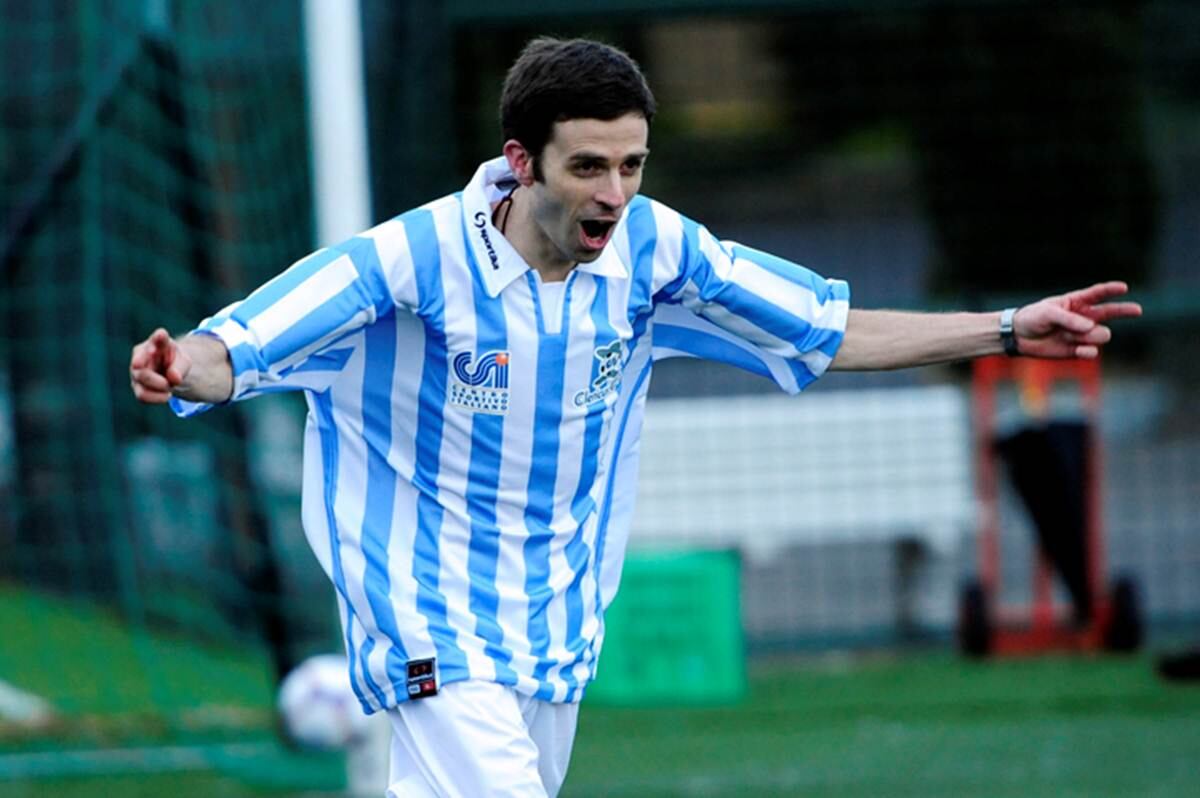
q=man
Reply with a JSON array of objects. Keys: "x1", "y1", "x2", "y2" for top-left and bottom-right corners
[{"x1": 130, "y1": 37, "x2": 1141, "y2": 798}]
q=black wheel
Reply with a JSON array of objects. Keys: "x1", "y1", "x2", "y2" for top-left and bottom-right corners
[
  {"x1": 1157, "y1": 648, "x2": 1200, "y2": 681},
  {"x1": 1103, "y1": 573, "x2": 1143, "y2": 652},
  {"x1": 957, "y1": 578, "x2": 992, "y2": 657}
]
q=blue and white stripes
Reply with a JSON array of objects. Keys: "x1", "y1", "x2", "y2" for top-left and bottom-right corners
[{"x1": 171, "y1": 157, "x2": 849, "y2": 710}]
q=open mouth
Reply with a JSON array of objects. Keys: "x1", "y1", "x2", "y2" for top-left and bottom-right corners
[{"x1": 579, "y1": 219, "x2": 616, "y2": 250}]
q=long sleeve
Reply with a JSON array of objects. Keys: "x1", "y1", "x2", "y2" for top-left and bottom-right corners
[
  {"x1": 645, "y1": 200, "x2": 851, "y2": 391},
  {"x1": 170, "y1": 220, "x2": 420, "y2": 417}
]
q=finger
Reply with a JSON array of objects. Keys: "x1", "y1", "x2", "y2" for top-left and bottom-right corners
[
  {"x1": 1044, "y1": 303, "x2": 1096, "y2": 334},
  {"x1": 1064, "y1": 281, "x2": 1129, "y2": 305},
  {"x1": 130, "y1": 341, "x2": 150, "y2": 370},
  {"x1": 1063, "y1": 325, "x2": 1112, "y2": 346},
  {"x1": 130, "y1": 336, "x2": 163, "y2": 370},
  {"x1": 132, "y1": 368, "x2": 172, "y2": 392},
  {"x1": 1083, "y1": 302, "x2": 1142, "y2": 323},
  {"x1": 131, "y1": 380, "x2": 172, "y2": 404},
  {"x1": 131, "y1": 330, "x2": 170, "y2": 369},
  {"x1": 1021, "y1": 328, "x2": 1109, "y2": 360},
  {"x1": 150, "y1": 328, "x2": 172, "y2": 348},
  {"x1": 149, "y1": 329, "x2": 175, "y2": 367},
  {"x1": 1015, "y1": 335, "x2": 1075, "y2": 360}
]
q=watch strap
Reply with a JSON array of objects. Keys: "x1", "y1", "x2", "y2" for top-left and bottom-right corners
[{"x1": 999, "y1": 307, "x2": 1020, "y2": 357}]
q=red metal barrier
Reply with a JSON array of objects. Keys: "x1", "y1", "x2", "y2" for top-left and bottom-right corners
[{"x1": 965, "y1": 356, "x2": 1119, "y2": 655}]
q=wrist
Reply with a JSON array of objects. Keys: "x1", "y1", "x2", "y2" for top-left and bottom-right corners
[{"x1": 174, "y1": 333, "x2": 235, "y2": 403}]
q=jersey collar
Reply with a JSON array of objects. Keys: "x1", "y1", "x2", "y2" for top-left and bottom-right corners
[{"x1": 462, "y1": 157, "x2": 628, "y2": 298}]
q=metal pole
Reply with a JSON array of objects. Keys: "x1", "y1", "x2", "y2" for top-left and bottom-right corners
[{"x1": 303, "y1": 0, "x2": 373, "y2": 246}]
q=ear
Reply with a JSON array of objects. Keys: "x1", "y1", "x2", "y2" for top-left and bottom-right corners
[{"x1": 502, "y1": 139, "x2": 537, "y2": 187}]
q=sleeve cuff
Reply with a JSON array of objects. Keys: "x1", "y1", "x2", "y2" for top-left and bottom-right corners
[{"x1": 166, "y1": 324, "x2": 260, "y2": 417}]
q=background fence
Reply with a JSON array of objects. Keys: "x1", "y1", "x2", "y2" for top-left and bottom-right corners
[{"x1": 2, "y1": 0, "x2": 1199, "y2": 793}]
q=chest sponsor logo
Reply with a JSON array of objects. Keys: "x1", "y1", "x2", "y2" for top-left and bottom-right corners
[
  {"x1": 449, "y1": 350, "x2": 510, "y2": 415},
  {"x1": 574, "y1": 340, "x2": 624, "y2": 407}
]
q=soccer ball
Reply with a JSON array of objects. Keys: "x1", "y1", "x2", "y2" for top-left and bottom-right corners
[{"x1": 277, "y1": 654, "x2": 368, "y2": 750}]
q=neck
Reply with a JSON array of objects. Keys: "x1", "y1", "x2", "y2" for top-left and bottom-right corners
[{"x1": 497, "y1": 187, "x2": 576, "y2": 283}]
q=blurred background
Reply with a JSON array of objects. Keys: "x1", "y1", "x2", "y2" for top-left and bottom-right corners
[{"x1": 2, "y1": 0, "x2": 1199, "y2": 796}]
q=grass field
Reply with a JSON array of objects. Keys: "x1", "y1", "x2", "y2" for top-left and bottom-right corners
[
  {"x1": 569, "y1": 652, "x2": 1200, "y2": 797},
  {"x1": 2, "y1": 651, "x2": 1198, "y2": 797},
  {"x1": 0, "y1": 583, "x2": 276, "y2": 719}
]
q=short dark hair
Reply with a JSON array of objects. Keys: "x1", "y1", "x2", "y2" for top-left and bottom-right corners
[{"x1": 500, "y1": 37, "x2": 656, "y2": 161}]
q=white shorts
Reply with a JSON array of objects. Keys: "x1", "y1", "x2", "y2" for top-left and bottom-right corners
[{"x1": 385, "y1": 680, "x2": 579, "y2": 798}]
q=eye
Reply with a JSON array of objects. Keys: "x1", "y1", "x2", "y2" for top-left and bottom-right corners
[
  {"x1": 573, "y1": 161, "x2": 604, "y2": 176},
  {"x1": 620, "y1": 158, "x2": 644, "y2": 177}
]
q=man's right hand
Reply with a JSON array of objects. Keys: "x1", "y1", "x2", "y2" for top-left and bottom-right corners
[{"x1": 129, "y1": 328, "x2": 192, "y2": 404}]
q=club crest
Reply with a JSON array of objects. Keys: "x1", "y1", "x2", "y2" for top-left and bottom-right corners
[{"x1": 573, "y1": 340, "x2": 624, "y2": 407}]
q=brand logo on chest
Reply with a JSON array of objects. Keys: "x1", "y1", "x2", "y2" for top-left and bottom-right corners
[
  {"x1": 473, "y1": 211, "x2": 501, "y2": 271},
  {"x1": 449, "y1": 350, "x2": 510, "y2": 415}
]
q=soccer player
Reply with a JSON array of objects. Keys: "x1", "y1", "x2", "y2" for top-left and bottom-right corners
[{"x1": 129, "y1": 37, "x2": 1141, "y2": 798}]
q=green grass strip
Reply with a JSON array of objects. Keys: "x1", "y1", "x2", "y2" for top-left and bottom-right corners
[{"x1": 0, "y1": 583, "x2": 274, "y2": 718}]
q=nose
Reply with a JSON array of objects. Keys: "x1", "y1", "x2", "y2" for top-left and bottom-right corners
[{"x1": 594, "y1": 170, "x2": 625, "y2": 212}]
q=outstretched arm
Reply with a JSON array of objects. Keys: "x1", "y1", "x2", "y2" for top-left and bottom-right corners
[
  {"x1": 830, "y1": 281, "x2": 1142, "y2": 370},
  {"x1": 129, "y1": 328, "x2": 233, "y2": 404}
]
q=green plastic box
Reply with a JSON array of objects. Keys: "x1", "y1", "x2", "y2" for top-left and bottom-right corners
[{"x1": 586, "y1": 549, "x2": 746, "y2": 706}]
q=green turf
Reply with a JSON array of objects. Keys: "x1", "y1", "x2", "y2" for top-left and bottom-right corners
[
  {"x1": 563, "y1": 652, "x2": 1200, "y2": 797},
  {"x1": 0, "y1": 739, "x2": 347, "y2": 795},
  {"x1": 0, "y1": 582, "x2": 275, "y2": 739},
  {"x1": 0, "y1": 768, "x2": 338, "y2": 798},
  {"x1": 3, "y1": 626, "x2": 1199, "y2": 796}
]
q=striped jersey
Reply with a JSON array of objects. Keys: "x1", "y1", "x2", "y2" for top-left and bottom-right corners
[{"x1": 172, "y1": 156, "x2": 850, "y2": 710}]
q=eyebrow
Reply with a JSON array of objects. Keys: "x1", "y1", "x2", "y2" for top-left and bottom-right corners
[{"x1": 567, "y1": 149, "x2": 650, "y2": 164}]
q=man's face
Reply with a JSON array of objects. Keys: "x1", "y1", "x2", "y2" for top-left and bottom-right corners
[{"x1": 526, "y1": 113, "x2": 649, "y2": 266}]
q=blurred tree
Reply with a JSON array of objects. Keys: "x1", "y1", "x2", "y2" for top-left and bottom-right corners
[
  {"x1": 912, "y1": 2, "x2": 1158, "y2": 300},
  {"x1": 773, "y1": 2, "x2": 1158, "y2": 301}
]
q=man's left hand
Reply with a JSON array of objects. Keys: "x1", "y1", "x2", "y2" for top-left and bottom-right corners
[{"x1": 1013, "y1": 281, "x2": 1142, "y2": 359}]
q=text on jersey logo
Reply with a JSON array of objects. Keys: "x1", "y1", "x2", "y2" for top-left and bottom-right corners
[
  {"x1": 449, "y1": 350, "x2": 510, "y2": 414},
  {"x1": 473, "y1": 211, "x2": 501, "y2": 270},
  {"x1": 573, "y1": 340, "x2": 623, "y2": 406}
]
